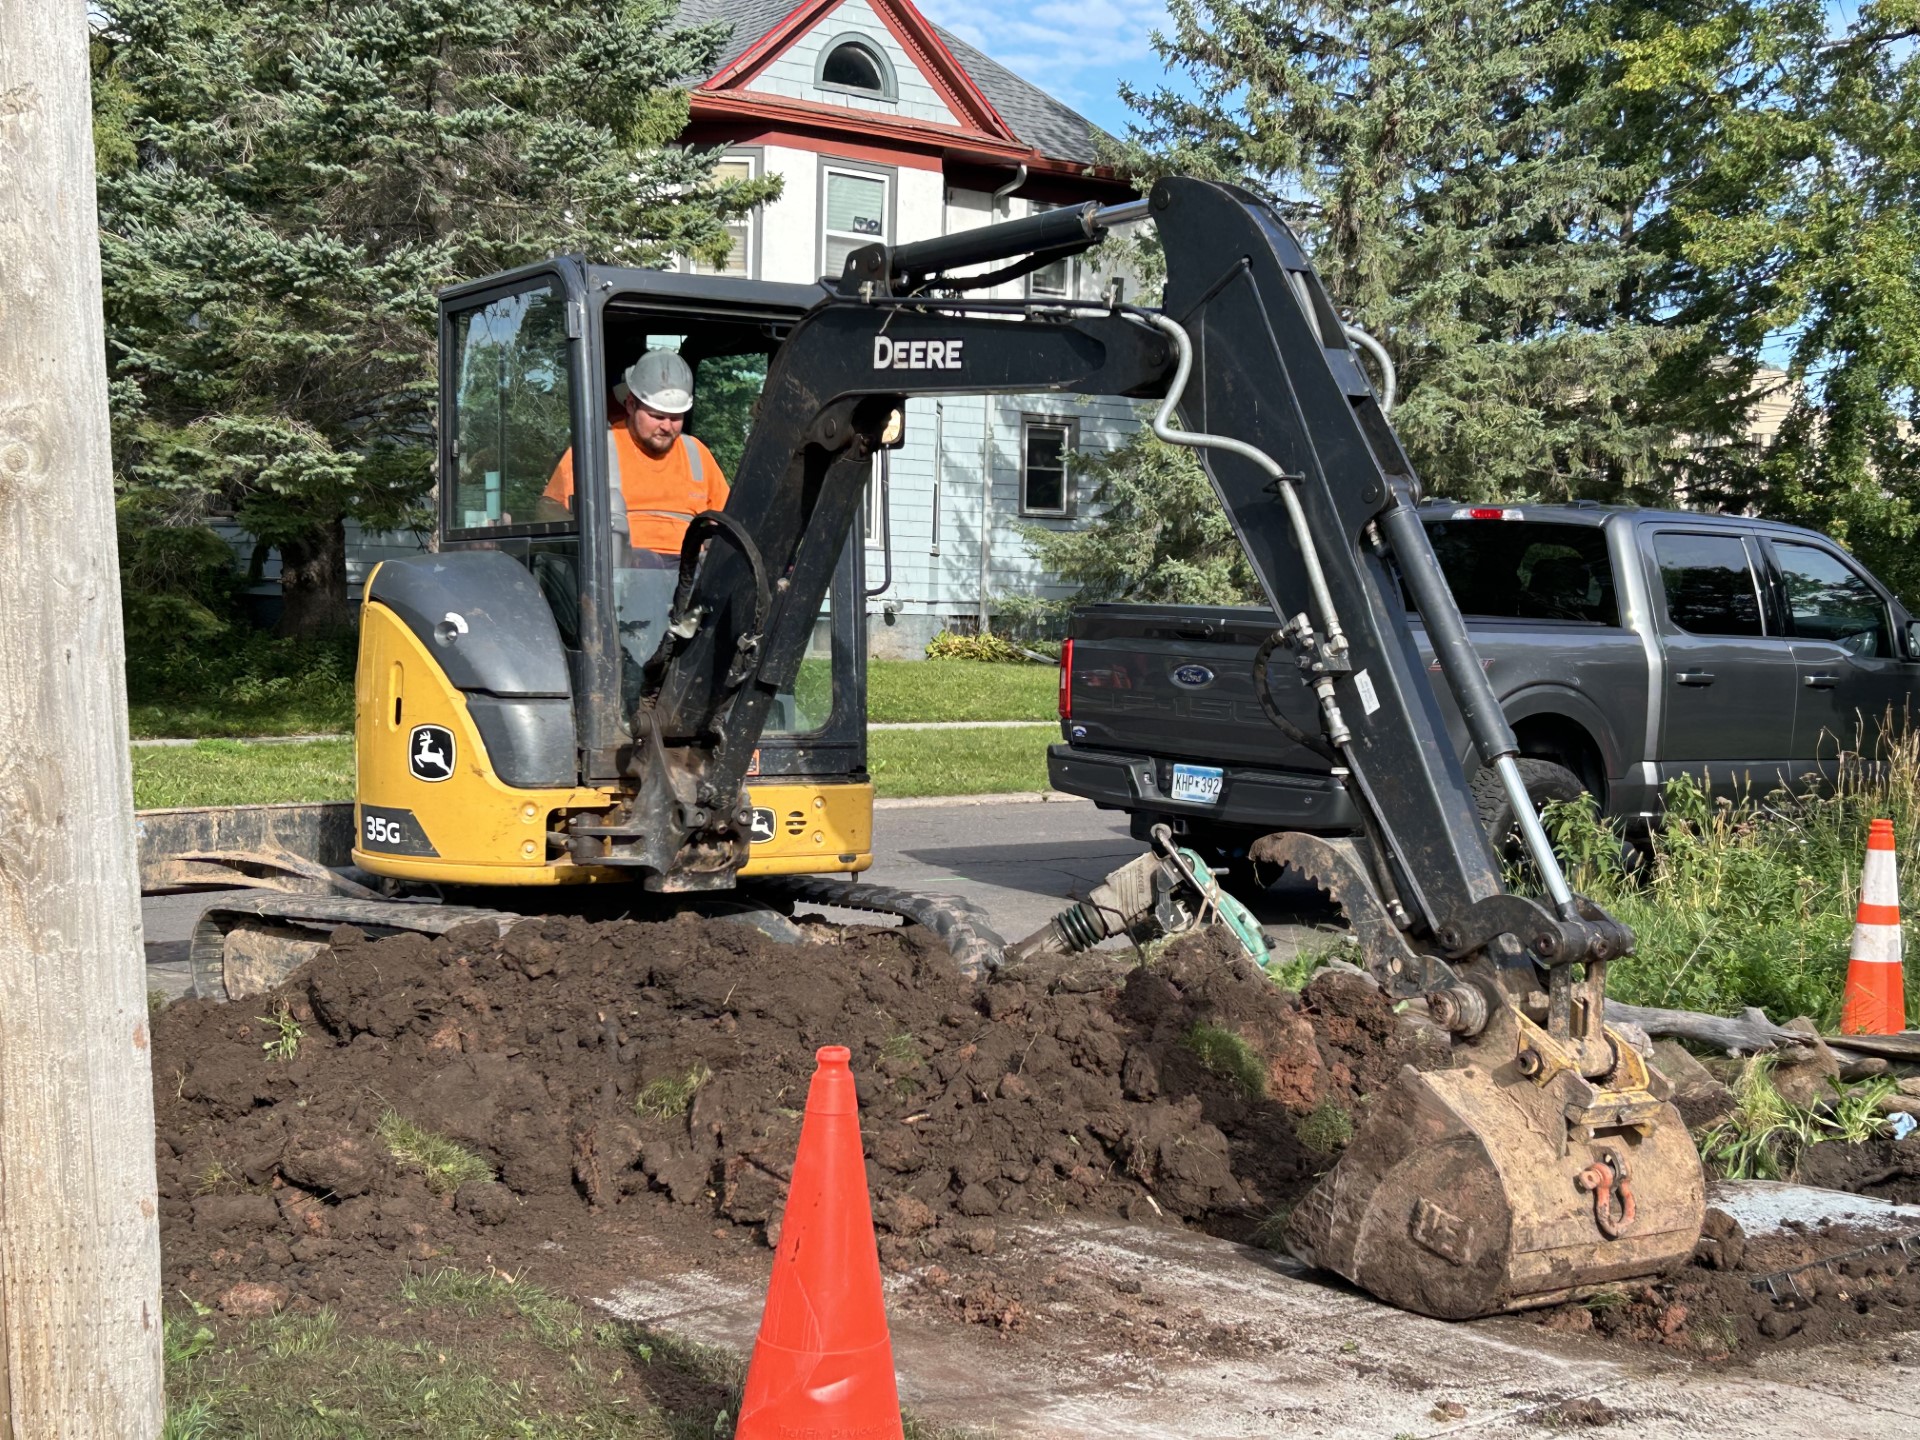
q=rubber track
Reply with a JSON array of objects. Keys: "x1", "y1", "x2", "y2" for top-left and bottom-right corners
[{"x1": 750, "y1": 876, "x2": 1007, "y2": 978}]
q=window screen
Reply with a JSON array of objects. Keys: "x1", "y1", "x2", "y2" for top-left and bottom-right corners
[
  {"x1": 1653, "y1": 533, "x2": 1764, "y2": 637},
  {"x1": 1026, "y1": 204, "x2": 1075, "y2": 298},
  {"x1": 1418, "y1": 520, "x2": 1618, "y2": 625},
  {"x1": 1773, "y1": 541, "x2": 1890, "y2": 656},
  {"x1": 822, "y1": 169, "x2": 887, "y2": 276}
]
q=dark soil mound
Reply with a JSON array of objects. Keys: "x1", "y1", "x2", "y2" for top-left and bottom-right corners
[
  {"x1": 154, "y1": 916, "x2": 1430, "y2": 1314},
  {"x1": 1792, "y1": 1131, "x2": 1920, "y2": 1204},
  {"x1": 1533, "y1": 1202, "x2": 1920, "y2": 1356}
]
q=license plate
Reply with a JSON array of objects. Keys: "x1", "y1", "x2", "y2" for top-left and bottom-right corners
[{"x1": 1169, "y1": 763, "x2": 1224, "y2": 805}]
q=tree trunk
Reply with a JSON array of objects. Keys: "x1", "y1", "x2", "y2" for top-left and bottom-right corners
[
  {"x1": 0, "y1": 2, "x2": 166, "y2": 1433},
  {"x1": 275, "y1": 515, "x2": 353, "y2": 635}
]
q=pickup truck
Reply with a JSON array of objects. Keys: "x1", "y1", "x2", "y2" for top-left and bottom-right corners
[{"x1": 1049, "y1": 503, "x2": 1920, "y2": 859}]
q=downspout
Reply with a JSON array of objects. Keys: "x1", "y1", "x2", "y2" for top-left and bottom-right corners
[
  {"x1": 980, "y1": 395, "x2": 993, "y2": 633},
  {"x1": 978, "y1": 164, "x2": 1025, "y2": 633},
  {"x1": 991, "y1": 163, "x2": 1027, "y2": 216}
]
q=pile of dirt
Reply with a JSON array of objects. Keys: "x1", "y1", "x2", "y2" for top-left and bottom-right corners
[
  {"x1": 1793, "y1": 1131, "x2": 1920, "y2": 1205},
  {"x1": 153, "y1": 916, "x2": 1435, "y2": 1317},
  {"x1": 1533, "y1": 1203, "x2": 1920, "y2": 1356}
]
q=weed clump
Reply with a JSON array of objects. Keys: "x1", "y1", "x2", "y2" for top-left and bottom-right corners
[
  {"x1": 1539, "y1": 710, "x2": 1920, "y2": 1025},
  {"x1": 1696, "y1": 1056, "x2": 1898, "y2": 1179},
  {"x1": 635, "y1": 1063, "x2": 711, "y2": 1120},
  {"x1": 375, "y1": 1110, "x2": 494, "y2": 1194},
  {"x1": 1295, "y1": 1100, "x2": 1354, "y2": 1155},
  {"x1": 256, "y1": 1002, "x2": 303, "y2": 1062},
  {"x1": 1183, "y1": 1022, "x2": 1265, "y2": 1097}
]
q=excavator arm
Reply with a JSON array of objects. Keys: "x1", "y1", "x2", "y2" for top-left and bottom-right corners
[{"x1": 626, "y1": 175, "x2": 1704, "y2": 1317}]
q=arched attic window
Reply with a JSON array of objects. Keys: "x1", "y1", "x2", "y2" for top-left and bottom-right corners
[{"x1": 816, "y1": 37, "x2": 896, "y2": 100}]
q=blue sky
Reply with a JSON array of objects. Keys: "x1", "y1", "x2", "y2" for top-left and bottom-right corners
[{"x1": 915, "y1": 0, "x2": 1175, "y2": 138}]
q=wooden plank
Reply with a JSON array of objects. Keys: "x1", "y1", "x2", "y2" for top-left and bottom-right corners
[{"x1": 0, "y1": 3, "x2": 165, "y2": 1431}]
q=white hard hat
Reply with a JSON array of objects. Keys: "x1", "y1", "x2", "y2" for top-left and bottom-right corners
[{"x1": 615, "y1": 350, "x2": 694, "y2": 414}]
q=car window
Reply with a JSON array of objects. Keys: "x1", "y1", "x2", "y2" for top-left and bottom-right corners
[
  {"x1": 1419, "y1": 521, "x2": 1619, "y2": 624},
  {"x1": 1772, "y1": 541, "x2": 1890, "y2": 657},
  {"x1": 1653, "y1": 533, "x2": 1764, "y2": 637}
]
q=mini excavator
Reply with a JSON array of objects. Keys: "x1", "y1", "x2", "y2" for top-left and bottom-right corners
[{"x1": 162, "y1": 176, "x2": 1704, "y2": 1319}]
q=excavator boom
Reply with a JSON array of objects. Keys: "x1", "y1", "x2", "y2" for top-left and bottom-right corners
[{"x1": 628, "y1": 175, "x2": 1703, "y2": 1318}]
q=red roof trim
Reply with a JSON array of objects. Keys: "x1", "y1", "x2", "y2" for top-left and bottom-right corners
[
  {"x1": 864, "y1": 0, "x2": 1014, "y2": 141},
  {"x1": 698, "y1": 0, "x2": 1022, "y2": 148},
  {"x1": 702, "y1": 0, "x2": 840, "y2": 92},
  {"x1": 691, "y1": 89, "x2": 1021, "y2": 156},
  {"x1": 686, "y1": 91, "x2": 1124, "y2": 184}
]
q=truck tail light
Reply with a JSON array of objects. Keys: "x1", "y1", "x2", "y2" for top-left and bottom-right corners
[
  {"x1": 1058, "y1": 638, "x2": 1073, "y2": 722},
  {"x1": 1453, "y1": 506, "x2": 1524, "y2": 521}
]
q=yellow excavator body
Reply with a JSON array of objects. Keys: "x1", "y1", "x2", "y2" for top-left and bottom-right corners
[{"x1": 350, "y1": 593, "x2": 871, "y2": 887}]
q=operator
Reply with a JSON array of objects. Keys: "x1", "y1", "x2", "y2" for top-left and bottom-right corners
[{"x1": 540, "y1": 349, "x2": 729, "y2": 557}]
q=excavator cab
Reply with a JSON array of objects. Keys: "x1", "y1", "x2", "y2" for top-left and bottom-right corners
[{"x1": 350, "y1": 261, "x2": 873, "y2": 887}]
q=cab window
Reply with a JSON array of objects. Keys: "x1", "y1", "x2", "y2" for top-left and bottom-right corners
[{"x1": 448, "y1": 285, "x2": 574, "y2": 532}]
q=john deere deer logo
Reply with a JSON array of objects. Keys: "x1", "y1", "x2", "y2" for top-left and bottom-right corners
[{"x1": 409, "y1": 725, "x2": 456, "y2": 783}]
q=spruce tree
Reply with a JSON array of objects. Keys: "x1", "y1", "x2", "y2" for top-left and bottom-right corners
[
  {"x1": 1121, "y1": 0, "x2": 1748, "y2": 504},
  {"x1": 95, "y1": 0, "x2": 776, "y2": 634}
]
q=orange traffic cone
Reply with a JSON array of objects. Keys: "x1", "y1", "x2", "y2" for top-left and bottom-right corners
[
  {"x1": 1842, "y1": 818, "x2": 1906, "y2": 1035},
  {"x1": 735, "y1": 1045, "x2": 903, "y2": 1440}
]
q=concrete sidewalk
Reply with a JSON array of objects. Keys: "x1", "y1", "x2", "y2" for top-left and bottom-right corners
[{"x1": 603, "y1": 1211, "x2": 1920, "y2": 1440}]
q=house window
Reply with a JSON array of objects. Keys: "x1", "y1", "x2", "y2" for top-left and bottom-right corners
[
  {"x1": 817, "y1": 38, "x2": 895, "y2": 99},
  {"x1": 1021, "y1": 418, "x2": 1075, "y2": 516},
  {"x1": 1026, "y1": 205, "x2": 1076, "y2": 300},
  {"x1": 688, "y1": 155, "x2": 756, "y2": 277},
  {"x1": 822, "y1": 166, "x2": 889, "y2": 277}
]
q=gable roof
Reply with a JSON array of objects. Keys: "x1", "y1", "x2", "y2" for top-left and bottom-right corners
[
  {"x1": 676, "y1": 0, "x2": 1111, "y2": 167},
  {"x1": 930, "y1": 27, "x2": 1103, "y2": 165},
  {"x1": 680, "y1": 0, "x2": 801, "y2": 73}
]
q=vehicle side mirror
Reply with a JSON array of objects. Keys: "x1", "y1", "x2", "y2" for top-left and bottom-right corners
[{"x1": 1907, "y1": 618, "x2": 1920, "y2": 659}]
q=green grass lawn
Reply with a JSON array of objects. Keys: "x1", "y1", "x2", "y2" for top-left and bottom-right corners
[
  {"x1": 166, "y1": 1272, "x2": 731, "y2": 1439},
  {"x1": 166, "y1": 1265, "x2": 969, "y2": 1440},
  {"x1": 131, "y1": 727, "x2": 1056, "y2": 809},
  {"x1": 867, "y1": 659, "x2": 1056, "y2": 723},
  {"x1": 868, "y1": 724, "x2": 1055, "y2": 798},
  {"x1": 129, "y1": 693, "x2": 353, "y2": 740},
  {"x1": 130, "y1": 658, "x2": 1052, "y2": 738},
  {"x1": 132, "y1": 739, "x2": 354, "y2": 809}
]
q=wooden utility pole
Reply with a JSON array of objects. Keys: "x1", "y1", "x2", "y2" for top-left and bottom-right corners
[{"x1": 0, "y1": 3, "x2": 166, "y2": 1435}]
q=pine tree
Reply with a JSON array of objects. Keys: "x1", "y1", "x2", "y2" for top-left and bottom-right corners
[
  {"x1": 1120, "y1": 0, "x2": 1750, "y2": 504},
  {"x1": 1017, "y1": 426, "x2": 1259, "y2": 609},
  {"x1": 95, "y1": 0, "x2": 777, "y2": 634}
]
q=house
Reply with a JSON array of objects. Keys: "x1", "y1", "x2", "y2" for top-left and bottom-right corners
[
  {"x1": 672, "y1": 0, "x2": 1143, "y2": 656},
  {"x1": 231, "y1": 0, "x2": 1142, "y2": 656}
]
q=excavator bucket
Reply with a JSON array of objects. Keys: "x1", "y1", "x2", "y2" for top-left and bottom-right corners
[{"x1": 1285, "y1": 1014, "x2": 1706, "y2": 1319}]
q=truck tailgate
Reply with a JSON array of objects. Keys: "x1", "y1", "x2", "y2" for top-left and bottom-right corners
[{"x1": 1065, "y1": 604, "x2": 1327, "y2": 771}]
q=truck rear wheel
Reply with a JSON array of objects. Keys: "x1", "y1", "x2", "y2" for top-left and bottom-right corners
[{"x1": 1470, "y1": 758, "x2": 1586, "y2": 871}]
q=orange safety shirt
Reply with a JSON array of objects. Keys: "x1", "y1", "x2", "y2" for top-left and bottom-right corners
[{"x1": 545, "y1": 426, "x2": 729, "y2": 556}]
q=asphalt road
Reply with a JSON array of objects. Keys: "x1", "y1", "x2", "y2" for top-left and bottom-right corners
[{"x1": 141, "y1": 794, "x2": 1340, "y2": 999}]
